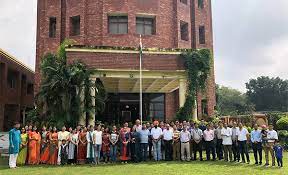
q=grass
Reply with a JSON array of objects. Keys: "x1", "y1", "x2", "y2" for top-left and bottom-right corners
[{"x1": 0, "y1": 153, "x2": 287, "y2": 175}]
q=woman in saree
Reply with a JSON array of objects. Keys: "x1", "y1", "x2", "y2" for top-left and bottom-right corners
[
  {"x1": 40, "y1": 126, "x2": 50, "y2": 164},
  {"x1": 47, "y1": 127, "x2": 58, "y2": 165},
  {"x1": 77, "y1": 127, "x2": 87, "y2": 164},
  {"x1": 120, "y1": 126, "x2": 130, "y2": 163},
  {"x1": 68, "y1": 129, "x2": 79, "y2": 165},
  {"x1": 28, "y1": 126, "x2": 41, "y2": 165},
  {"x1": 16, "y1": 128, "x2": 28, "y2": 165},
  {"x1": 102, "y1": 127, "x2": 110, "y2": 163}
]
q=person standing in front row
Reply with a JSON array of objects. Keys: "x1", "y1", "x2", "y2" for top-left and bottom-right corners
[
  {"x1": 150, "y1": 121, "x2": 163, "y2": 161},
  {"x1": 231, "y1": 122, "x2": 240, "y2": 161},
  {"x1": 265, "y1": 124, "x2": 278, "y2": 166},
  {"x1": 236, "y1": 123, "x2": 250, "y2": 164},
  {"x1": 8, "y1": 122, "x2": 21, "y2": 169},
  {"x1": 215, "y1": 122, "x2": 224, "y2": 160},
  {"x1": 203, "y1": 124, "x2": 216, "y2": 161},
  {"x1": 163, "y1": 124, "x2": 173, "y2": 161},
  {"x1": 93, "y1": 125, "x2": 102, "y2": 165},
  {"x1": 172, "y1": 125, "x2": 181, "y2": 161},
  {"x1": 221, "y1": 123, "x2": 233, "y2": 162},
  {"x1": 139, "y1": 124, "x2": 149, "y2": 162},
  {"x1": 180, "y1": 126, "x2": 191, "y2": 161},
  {"x1": 191, "y1": 123, "x2": 203, "y2": 161},
  {"x1": 251, "y1": 124, "x2": 262, "y2": 165},
  {"x1": 273, "y1": 141, "x2": 283, "y2": 168}
]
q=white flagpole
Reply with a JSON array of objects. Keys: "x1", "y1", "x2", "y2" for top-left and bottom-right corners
[{"x1": 139, "y1": 35, "x2": 143, "y2": 125}]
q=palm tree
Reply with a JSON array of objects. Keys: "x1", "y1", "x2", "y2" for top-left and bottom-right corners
[{"x1": 35, "y1": 40, "x2": 106, "y2": 127}]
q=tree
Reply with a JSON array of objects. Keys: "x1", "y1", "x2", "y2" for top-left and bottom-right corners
[
  {"x1": 34, "y1": 40, "x2": 106, "y2": 127},
  {"x1": 246, "y1": 76, "x2": 288, "y2": 112},
  {"x1": 216, "y1": 85, "x2": 254, "y2": 116}
]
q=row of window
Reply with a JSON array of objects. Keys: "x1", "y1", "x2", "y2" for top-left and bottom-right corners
[
  {"x1": 49, "y1": 16, "x2": 206, "y2": 44},
  {"x1": 180, "y1": 0, "x2": 204, "y2": 9},
  {"x1": 7, "y1": 70, "x2": 34, "y2": 94}
]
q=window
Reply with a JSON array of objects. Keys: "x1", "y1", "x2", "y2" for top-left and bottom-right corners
[
  {"x1": 108, "y1": 16, "x2": 128, "y2": 34},
  {"x1": 49, "y1": 17, "x2": 56, "y2": 38},
  {"x1": 201, "y1": 99, "x2": 208, "y2": 115},
  {"x1": 136, "y1": 17, "x2": 155, "y2": 35},
  {"x1": 180, "y1": 0, "x2": 187, "y2": 4},
  {"x1": 198, "y1": 0, "x2": 204, "y2": 9},
  {"x1": 7, "y1": 70, "x2": 17, "y2": 89},
  {"x1": 180, "y1": 21, "x2": 189, "y2": 41},
  {"x1": 70, "y1": 15, "x2": 80, "y2": 36},
  {"x1": 27, "y1": 83, "x2": 34, "y2": 95},
  {"x1": 199, "y1": 25, "x2": 206, "y2": 44}
]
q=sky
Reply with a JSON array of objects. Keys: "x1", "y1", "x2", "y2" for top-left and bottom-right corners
[{"x1": 0, "y1": 0, "x2": 288, "y2": 92}]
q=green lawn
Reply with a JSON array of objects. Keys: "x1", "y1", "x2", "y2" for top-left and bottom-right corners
[{"x1": 0, "y1": 153, "x2": 287, "y2": 175}]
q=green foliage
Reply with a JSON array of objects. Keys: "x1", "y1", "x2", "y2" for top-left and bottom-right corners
[
  {"x1": 216, "y1": 85, "x2": 254, "y2": 116},
  {"x1": 276, "y1": 116, "x2": 288, "y2": 130},
  {"x1": 266, "y1": 112, "x2": 286, "y2": 127},
  {"x1": 246, "y1": 76, "x2": 288, "y2": 112},
  {"x1": 35, "y1": 40, "x2": 106, "y2": 127},
  {"x1": 176, "y1": 49, "x2": 212, "y2": 121}
]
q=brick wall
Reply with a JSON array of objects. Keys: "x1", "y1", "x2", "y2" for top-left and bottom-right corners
[{"x1": 35, "y1": 0, "x2": 216, "y2": 118}]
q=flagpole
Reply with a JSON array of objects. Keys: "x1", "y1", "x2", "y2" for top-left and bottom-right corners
[{"x1": 139, "y1": 35, "x2": 143, "y2": 125}]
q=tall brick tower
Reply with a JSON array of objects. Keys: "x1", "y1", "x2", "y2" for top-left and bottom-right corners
[{"x1": 35, "y1": 0, "x2": 216, "y2": 124}]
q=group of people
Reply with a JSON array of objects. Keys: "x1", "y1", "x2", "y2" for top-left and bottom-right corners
[{"x1": 8, "y1": 119, "x2": 284, "y2": 169}]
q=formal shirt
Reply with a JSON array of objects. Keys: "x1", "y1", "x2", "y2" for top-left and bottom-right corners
[
  {"x1": 221, "y1": 127, "x2": 232, "y2": 145},
  {"x1": 180, "y1": 130, "x2": 191, "y2": 143},
  {"x1": 204, "y1": 129, "x2": 215, "y2": 141},
  {"x1": 231, "y1": 127, "x2": 239, "y2": 142},
  {"x1": 251, "y1": 129, "x2": 262, "y2": 143},
  {"x1": 163, "y1": 128, "x2": 173, "y2": 141},
  {"x1": 58, "y1": 131, "x2": 70, "y2": 141},
  {"x1": 138, "y1": 129, "x2": 149, "y2": 143},
  {"x1": 267, "y1": 130, "x2": 278, "y2": 143},
  {"x1": 215, "y1": 127, "x2": 223, "y2": 140},
  {"x1": 93, "y1": 130, "x2": 102, "y2": 145},
  {"x1": 236, "y1": 128, "x2": 249, "y2": 141},
  {"x1": 150, "y1": 127, "x2": 163, "y2": 140},
  {"x1": 191, "y1": 128, "x2": 203, "y2": 142},
  {"x1": 173, "y1": 130, "x2": 180, "y2": 142}
]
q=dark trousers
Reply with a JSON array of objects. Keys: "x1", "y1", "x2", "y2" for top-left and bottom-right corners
[
  {"x1": 252, "y1": 142, "x2": 262, "y2": 164},
  {"x1": 238, "y1": 140, "x2": 250, "y2": 163},
  {"x1": 130, "y1": 143, "x2": 139, "y2": 162},
  {"x1": 148, "y1": 140, "x2": 153, "y2": 160},
  {"x1": 277, "y1": 157, "x2": 283, "y2": 167},
  {"x1": 164, "y1": 140, "x2": 173, "y2": 161},
  {"x1": 216, "y1": 139, "x2": 223, "y2": 160},
  {"x1": 192, "y1": 141, "x2": 203, "y2": 160},
  {"x1": 205, "y1": 141, "x2": 216, "y2": 160},
  {"x1": 140, "y1": 143, "x2": 148, "y2": 161},
  {"x1": 232, "y1": 140, "x2": 240, "y2": 161}
]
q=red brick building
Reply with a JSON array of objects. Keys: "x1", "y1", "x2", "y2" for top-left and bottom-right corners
[
  {"x1": 35, "y1": 0, "x2": 216, "y2": 124},
  {"x1": 0, "y1": 49, "x2": 34, "y2": 131}
]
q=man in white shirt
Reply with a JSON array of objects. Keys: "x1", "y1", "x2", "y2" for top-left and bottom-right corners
[
  {"x1": 163, "y1": 124, "x2": 173, "y2": 161},
  {"x1": 180, "y1": 126, "x2": 191, "y2": 161},
  {"x1": 236, "y1": 123, "x2": 250, "y2": 163},
  {"x1": 191, "y1": 123, "x2": 203, "y2": 161},
  {"x1": 134, "y1": 119, "x2": 142, "y2": 132},
  {"x1": 58, "y1": 126, "x2": 70, "y2": 165},
  {"x1": 203, "y1": 124, "x2": 216, "y2": 161},
  {"x1": 265, "y1": 124, "x2": 278, "y2": 166},
  {"x1": 221, "y1": 123, "x2": 232, "y2": 162},
  {"x1": 150, "y1": 121, "x2": 163, "y2": 161}
]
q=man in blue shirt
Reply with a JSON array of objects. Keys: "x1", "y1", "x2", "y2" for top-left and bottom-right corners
[
  {"x1": 138, "y1": 124, "x2": 150, "y2": 161},
  {"x1": 9, "y1": 121, "x2": 21, "y2": 169},
  {"x1": 251, "y1": 124, "x2": 262, "y2": 165}
]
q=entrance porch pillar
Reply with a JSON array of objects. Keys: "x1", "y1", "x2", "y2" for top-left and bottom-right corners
[
  {"x1": 88, "y1": 80, "x2": 96, "y2": 126},
  {"x1": 78, "y1": 87, "x2": 86, "y2": 126},
  {"x1": 192, "y1": 100, "x2": 198, "y2": 121},
  {"x1": 179, "y1": 79, "x2": 187, "y2": 108}
]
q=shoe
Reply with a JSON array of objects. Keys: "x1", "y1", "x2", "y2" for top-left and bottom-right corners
[{"x1": 255, "y1": 162, "x2": 258, "y2": 165}]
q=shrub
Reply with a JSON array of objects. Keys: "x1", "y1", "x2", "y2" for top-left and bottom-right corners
[{"x1": 276, "y1": 117, "x2": 288, "y2": 130}]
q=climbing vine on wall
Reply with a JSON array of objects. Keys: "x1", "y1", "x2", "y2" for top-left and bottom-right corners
[{"x1": 176, "y1": 49, "x2": 212, "y2": 121}]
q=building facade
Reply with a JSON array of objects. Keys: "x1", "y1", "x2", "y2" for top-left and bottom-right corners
[
  {"x1": 35, "y1": 0, "x2": 216, "y2": 124},
  {"x1": 0, "y1": 49, "x2": 34, "y2": 131}
]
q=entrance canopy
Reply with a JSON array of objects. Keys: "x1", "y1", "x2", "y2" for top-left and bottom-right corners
[{"x1": 92, "y1": 69, "x2": 187, "y2": 93}]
